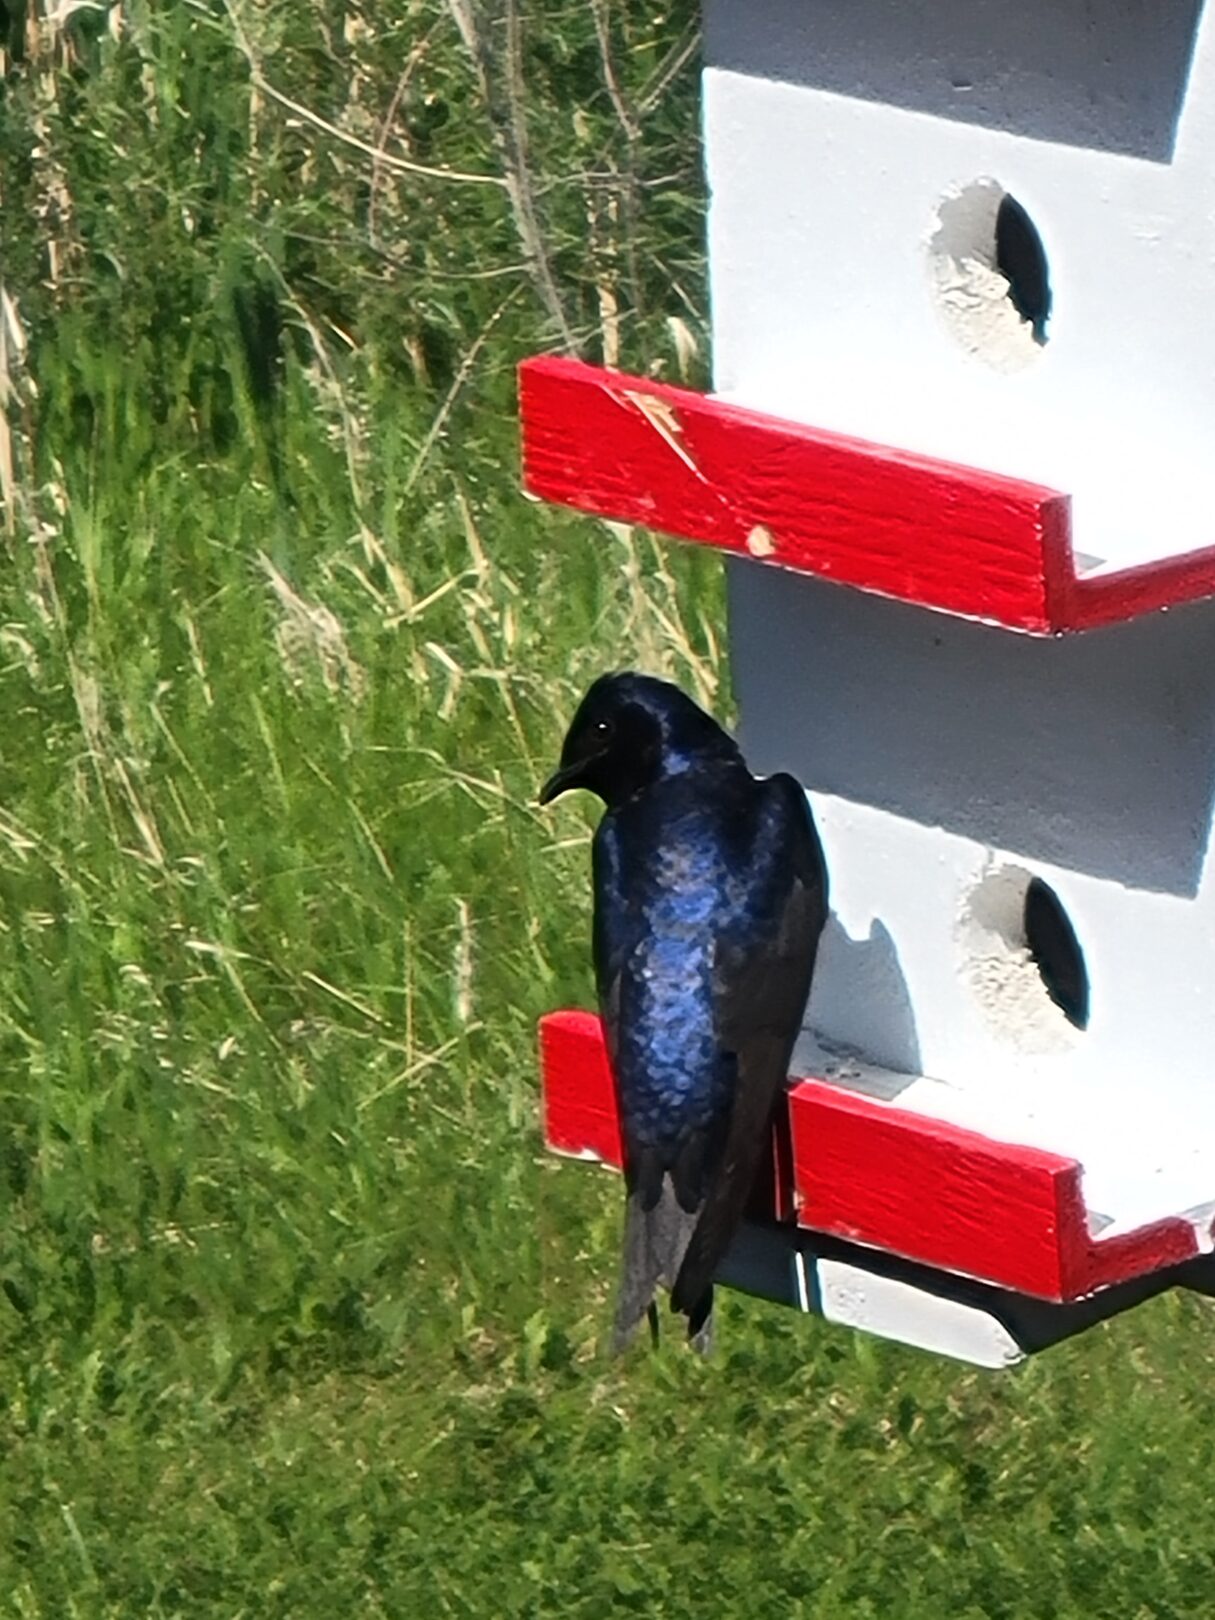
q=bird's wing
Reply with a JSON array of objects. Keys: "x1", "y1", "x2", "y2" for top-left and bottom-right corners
[
  {"x1": 671, "y1": 773, "x2": 828, "y2": 1322},
  {"x1": 591, "y1": 815, "x2": 666, "y2": 1205},
  {"x1": 591, "y1": 816, "x2": 630, "y2": 1048}
]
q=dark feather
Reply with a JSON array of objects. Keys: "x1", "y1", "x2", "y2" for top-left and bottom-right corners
[
  {"x1": 671, "y1": 774, "x2": 827, "y2": 1325},
  {"x1": 613, "y1": 1179, "x2": 703, "y2": 1353}
]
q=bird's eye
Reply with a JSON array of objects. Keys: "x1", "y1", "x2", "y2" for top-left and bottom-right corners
[{"x1": 592, "y1": 718, "x2": 614, "y2": 740}]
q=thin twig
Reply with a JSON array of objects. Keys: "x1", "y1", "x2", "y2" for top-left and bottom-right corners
[
  {"x1": 0, "y1": 287, "x2": 20, "y2": 536},
  {"x1": 258, "y1": 76, "x2": 507, "y2": 188},
  {"x1": 368, "y1": 18, "x2": 442, "y2": 246},
  {"x1": 221, "y1": 0, "x2": 503, "y2": 189},
  {"x1": 446, "y1": 0, "x2": 577, "y2": 350},
  {"x1": 286, "y1": 230, "x2": 532, "y2": 283},
  {"x1": 402, "y1": 284, "x2": 525, "y2": 497},
  {"x1": 637, "y1": 21, "x2": 702, "y2": 117},
  {"x1": 301, "y1": 970, "x2": 390, "y2": 1028},
  {"x1": 590, "y1": 0, "x2": 640, "y2": 141}
]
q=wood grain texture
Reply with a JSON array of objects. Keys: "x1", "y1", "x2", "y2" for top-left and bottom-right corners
[
  {"x1": 539, "y1": 1009, "x2": 621, "y2": 1167},
  {"x1": 519, "y1": 356, "x2": 1215, "y2": 634},
  {"x1": 1064, "y1": 546, "x2": 1215, "y2": 631},
  {"x1": 788, "y1": 1079, "x2": 1077, "y2": 1298},
  {"x1": 1060, "y1": 1203, "x2": 1200, "y2": 1298},
  {"x1": 538, "y1": 1008, "x2": 1202, "y2": 1301}
]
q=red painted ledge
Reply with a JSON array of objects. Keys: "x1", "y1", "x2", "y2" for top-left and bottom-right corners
[
  {"x1": 519, "y1": 355, "x2": 1215, "y2": 635},
  {"x1": 539, "y1": 1009, "x2": 1200, "y2": 1302}
]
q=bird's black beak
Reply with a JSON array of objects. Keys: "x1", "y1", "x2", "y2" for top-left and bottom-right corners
[{"x1": 538, "y1": 762, "x2": 584, "y2": 806}]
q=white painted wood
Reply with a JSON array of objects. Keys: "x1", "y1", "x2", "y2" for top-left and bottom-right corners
[
  {"x1": 816, "y1": 1258, "x2": 1024, "y2": 1368},
  {"x1": 703, "y1": 0, "x2": 1215, "y2": 569},
  {"x1": 694, "y1": 0, "x2": 1215, "y2": 1346},
  {"x1": 731, "y1": 561, "x2": 1215, "y2": 1243}
]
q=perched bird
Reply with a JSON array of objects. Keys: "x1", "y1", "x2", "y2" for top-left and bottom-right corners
[{"x1": 540, "y1": 673, "x2": 828, "y2": 1351}]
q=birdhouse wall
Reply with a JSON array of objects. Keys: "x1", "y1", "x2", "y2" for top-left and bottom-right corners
[
  {"x1": 728, "y1": 559, "x2": 1215, "y2": 1235},
  {"x1": 703, "y1": 0, "x2": 1215, "y2": 572}
]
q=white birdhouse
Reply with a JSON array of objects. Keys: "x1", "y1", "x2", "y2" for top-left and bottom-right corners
[{"x1": 523, "y1": 1, "x2": 1215, "y2": 1365}]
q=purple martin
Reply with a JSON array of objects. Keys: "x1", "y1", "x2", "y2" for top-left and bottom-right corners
[{"x1": 540, "y1": 673, "x2": 828, "y2": 1351}]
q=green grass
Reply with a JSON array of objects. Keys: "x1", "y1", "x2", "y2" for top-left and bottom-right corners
[{"x1": 1, "y1": 3, "x2": 1215, "y2": 1616}]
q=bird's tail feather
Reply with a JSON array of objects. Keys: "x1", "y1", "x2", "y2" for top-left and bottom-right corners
[
  {"x1": 611, "y1": 1177, "x2": 713, "y2": 1355},
  {"x1": 671, "y1": 1032, "x2": 789, "y2": 1328}
]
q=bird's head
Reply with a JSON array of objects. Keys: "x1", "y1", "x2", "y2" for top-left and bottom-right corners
[{"x1": 539, "y1": 672, "x2": 739, "y2": 810}]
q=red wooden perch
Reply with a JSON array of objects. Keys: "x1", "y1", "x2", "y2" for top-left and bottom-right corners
[
  {"x1": 540, "y1": 1008, "x2": 1201, "y2": 1303},
  {"x1": 520, "y1": 355, "x2": 1215, "y2": 635}
]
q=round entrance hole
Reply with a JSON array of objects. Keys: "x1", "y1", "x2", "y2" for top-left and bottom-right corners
[
  {"x1": 1023, "y1": 876, "x2": 1089, "y2": 1031},
  {"x1": 958, "y1": 865, "x2": 1088, "y2": 1053},
  {"x1": 927, "y1": 179, "x2": 1051, "y2": 371}
]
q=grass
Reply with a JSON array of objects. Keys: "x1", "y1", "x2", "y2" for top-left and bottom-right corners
[{"x1": 1, "y1": 2, "x2": 1214, "y2": 1615}]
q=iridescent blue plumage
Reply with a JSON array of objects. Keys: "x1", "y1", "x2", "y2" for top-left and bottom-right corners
[
  {"x1": 598, "y1": 784, "x2": 736, "y2": 1173},
  {"x1": 541, "y1": 672, "x2": 828, "y2": 1350}
]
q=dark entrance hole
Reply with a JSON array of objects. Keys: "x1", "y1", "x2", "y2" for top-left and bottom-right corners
[
  {"x1": 1024, "y1": 876, "x2": 1089, "y2": 1030},
  {"x1": 927, "y1": 180, "x2": 1050, "y2": 370},
  {"x1": 995, "y1": 193, "x2": 1051, "y2": 345}
]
